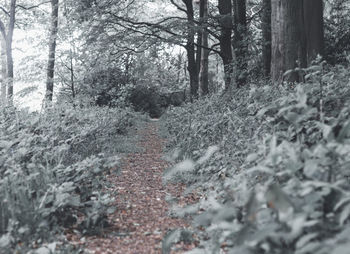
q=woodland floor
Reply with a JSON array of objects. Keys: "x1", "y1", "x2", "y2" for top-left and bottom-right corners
[{"x1": 66, "y1": 120, "x2": 196, "y2": 254}]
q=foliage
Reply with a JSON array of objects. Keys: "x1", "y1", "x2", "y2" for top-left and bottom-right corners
[
  {"x1": 0, "y1": 104, "x2": 139, "y2": 253},
  {"x1": 324, "y1": 0, "x2": 350, "y2": 65},
  {"x1": 161, "y1": 61, "x2": 350, "y2": 254}
]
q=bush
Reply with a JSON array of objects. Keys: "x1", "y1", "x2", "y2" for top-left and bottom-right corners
[
  {"x1": 161, "y1": 61, "x2": 350, "y2": 253},
  {"x1": 0, "y1": 104, "x2": 138, "y2": 253}
]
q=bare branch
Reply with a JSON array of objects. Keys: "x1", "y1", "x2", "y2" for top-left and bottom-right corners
[
  {"x1": 0, "y1": 6, "x2": 10, "y2": 17},
  {"x1": 169, "y1": 0, "x2": 187, "y2": 14},
  {"x1": 16, "y1": 1, "x2": 50, "y2": 11}
]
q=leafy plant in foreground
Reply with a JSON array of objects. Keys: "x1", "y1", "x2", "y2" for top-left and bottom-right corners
[{"x1": 161, "y1": 62, "x2": 350, "y2": 254}]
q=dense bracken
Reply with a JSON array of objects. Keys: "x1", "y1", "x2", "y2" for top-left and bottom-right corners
[
  {"x1": 161, "y1": 61, "x2": 350, "y2": 254},
  {"x1": 0, "y1": 105, "x2": 139, "y2": 253}
]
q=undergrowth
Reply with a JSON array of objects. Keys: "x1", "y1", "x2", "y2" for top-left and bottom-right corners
[
  {"x1": 161, "y1": 61, "x2": 350, "y2": 254},
  {"x1": 0, "y1": 104, "x2": 140, "y2": 253}
]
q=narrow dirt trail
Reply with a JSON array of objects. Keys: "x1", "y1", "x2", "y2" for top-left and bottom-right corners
[{"x1": 79, "y1": 121, "x2": 194, "y2": 254}]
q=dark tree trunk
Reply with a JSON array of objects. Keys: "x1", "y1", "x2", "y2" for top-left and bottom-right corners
[
  {"x1": 199, "y1": 0, "x2": 209, "y2": 96},
  {"x1": 183, "y1": 0, "x2": 199, "y2": 101},
  {"x1": 262, "y1": 0, "x2": 271, "y2": 77},
  {"x1": 45, "y1": 0, "x2": 59, "y2": 103},
  {"x1": 303, "y1": 0, "x2": 324, "y2": 65},
  {"x1": 218, "y1": 0, "x2": 233, "y2": 91},
  {"x1": 233, "y1": 0, "x2": 248, "y2": 87},
  {"x1": 271, "y1": 0, "x2": 306, "y2": 83},
  {"x1": 195, "y1": 0, "x2": 203, "y2": 77}
]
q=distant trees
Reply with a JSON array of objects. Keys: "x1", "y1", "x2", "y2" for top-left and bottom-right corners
[{"x1": 0, "y1": 0, "x2": 338, "y2": 109}]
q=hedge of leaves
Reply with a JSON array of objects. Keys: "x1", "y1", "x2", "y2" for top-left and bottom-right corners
[
  {"x1": 0, "y1": 105, "x2": 139, "y2": 253},
  {"x1": 161, "y1": 61, "x2": 350, "y2": 254}
]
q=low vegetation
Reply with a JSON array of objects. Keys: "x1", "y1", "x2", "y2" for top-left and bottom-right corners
[
  {"x1": 161, "y1": 61, "x2": 350, "y2": 254},
  {"x1": 0, "y1": 105, "x2": 140, "y2": 253}
]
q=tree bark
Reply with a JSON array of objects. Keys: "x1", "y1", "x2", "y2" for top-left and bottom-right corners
[
  {"x1": 45, "y1": 0, "x2": 59, "y2": 103},
  {"x1": 218, "y1": 0, "x2": 233, "y2": 91},
  {"x1": 195, "y1": 0, "x2": 203, "y2": 78},
  {"x1": 69, "y1": 49, "x2": 76, "y2": 99},
  {"x1": 271, "y1": 0, "x2": 306, "y2": 83},
  {"x1": 183, "y1": 0, "x2": 199, "y2": 101},
  {"x1": 233, "y1": 0, "x2": 248, "y2": 87},
  {"x1": 5, "y1": 0, "x2": 16, "y2": 104},
  {"x1": 303, "y1": 0, "x2": 324, "y2": 65},
  {"x1": 199, "y1": 0, "x2": 209, "y2": 96},
  {"x1": 0, "y1": 37, "x2": 6, "y2": 106},
  {"x1": 262, "y1": 0, "x2": 271, "y2": 77}
]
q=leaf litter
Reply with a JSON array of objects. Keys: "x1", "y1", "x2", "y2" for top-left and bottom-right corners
[{"x1": 66, "y1": 121, "x2": 197, "y2": 254}]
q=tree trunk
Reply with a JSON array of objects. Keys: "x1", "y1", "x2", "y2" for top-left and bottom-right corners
[
  {"x1": 233, "y1": 0, "x2": 248, "y2": 87},
  {"x1": 218, "y1": 0, "x2": 233, "y2": 91},
  {"x1": 199, "y1": 0, "x2": 209, "y2": 96},
  {"x1": 271, "y1": 0, "x2": 306, "y2": 83},
  {"x1": 303, "y1": 0, "x2": 324, "y2": 65},
  {"x1": 0, "y1": 37, "x2": 6, "y2": 106},
  {"x1": 69, "y1": 49, "x2": 76, "y2": 99},
  {"x1": 6, "y1": 0, "x2": 16, "y2": 104},
  {"x1": 262, "y1": 0, "x2": 271, "y2": 77},
  {"x1": 45, "y1": 0, "x2": 59, "y2": 103},
  {"x1": 195, "y1": 0, "x2": 203, "y2": 78},
  {"x1": 183, "y1": 0, "x2": 199, "y2": 101}
]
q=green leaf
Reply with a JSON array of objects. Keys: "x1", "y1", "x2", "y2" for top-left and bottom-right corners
[
  {"x1": 266, "y1": 184, "x2": 294, "y2": 221},
  {"x1": 197, "y1": 145, "x2": 219, "y2": 164},
  {"x1": 334, "y1": 196, "x2": 350, "y2": 211},
  {"x1": 163, "y1": 159, "x2": 196, "y2": 181},
  {"x1": 339, "y1": 203, "x2": 350, "y2": 226},
  {"x1": 162, "y1": 229, "x2": 181, "y2": 254},
  {"x1": 246, "y1": 153, "x2": 258, "y2": 163},
  {"x1": 304, "y1": 159, "x2": 319, "y2": 178},
  {"x1": 0, "y1": 233, "x2": 13, "y2": 248},
  {"x1": 296, "y1": 233, "x2": 318, "y2": 249}
]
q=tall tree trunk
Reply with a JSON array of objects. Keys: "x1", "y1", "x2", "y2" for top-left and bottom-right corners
[
  {"x1": 195, "y1": 0, "x2": 203, "y2": 77},
  {"x1": 0, "y1": 37, "x2": 6, "y2": 106},
  {"x1": 303, "y1": 0, "x2": 324, "y2": 65},
  {"x1": 271, "y1": 0, "x2": 306, "y2": 83},
  {"x1": 218, "y1": 0, "x2": 233, "y2": 91},
  {"x1": 183, "y1": 0, "x2": 199, "y2": 101},
  {"x1": 5, "y1": 0, "x2": 16, "y2": 104},
  {"x1": 45, "y1": 0, "x2": 59, "y2": 103},
  {"x1": 69, "y1": 49, "x2": 75, "y2": 99},
  {"x1": 199, "y1": 0, "x2": 209, "y2": 96},
  {"x1": 233, "y1": 0, "x2": 248, "y2": 87},
  {"x1": 262, "y1": 0, "x2": 271, "y2": 77}
]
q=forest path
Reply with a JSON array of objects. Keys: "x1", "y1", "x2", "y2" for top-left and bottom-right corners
[{"x1": 80, "y1": 120, "x2": 194, "y2": 254}]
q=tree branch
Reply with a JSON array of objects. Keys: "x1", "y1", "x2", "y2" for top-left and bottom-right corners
[
  {"x1": 169, "y1": 0, "x2": 187, "y2": 14},
  {"x1": 0, "y1": 6, "x2": 10, "y2": 17},
  {"x1": 16, "y1": 0, "x2": 50, "y2": 11}
]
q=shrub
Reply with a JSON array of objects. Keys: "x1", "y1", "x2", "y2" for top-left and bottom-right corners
[
  {"x1": 0, "y1": 104, "x2": 138, "y2": 252},
  {"x1": 161, "y1": 61, "x2": 350, "y2": 253}
]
